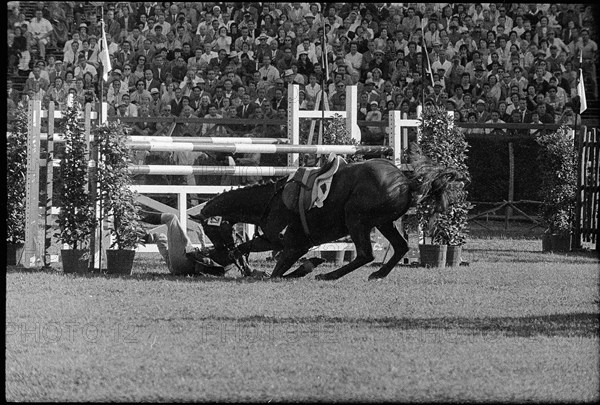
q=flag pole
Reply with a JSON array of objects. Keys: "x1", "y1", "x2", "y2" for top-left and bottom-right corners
[
  {"x1": 96, "y1": 6, "x2": 108, "y2": 271},
  {"x1": 320, "y1": 2, "x2": 328, "y2": 163},
  {"x1": 421, "y1": 20, "x2": 434, "y2": 108}
]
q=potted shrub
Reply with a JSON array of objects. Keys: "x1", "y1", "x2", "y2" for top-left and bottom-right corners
[
  {"x1": 93, "y1": 121, "x2": 145, "y2": 274},
  {"x1": 6, "y1": 109, "x2": 28, "y2": 265},
  {"x1": 56, "y1": 100, "x2": 97, "y2": 273},
  {"x1": 417, "y1": 106, "x2": 471, "y2": 267},
  {"x1": 536, "y1": 125, "x2": 577, "y2": 252}
]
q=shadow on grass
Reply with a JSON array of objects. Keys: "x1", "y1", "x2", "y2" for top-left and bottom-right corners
[
  {"x1": 189, "y1": 312, "x2": 599, "y2": 339},
  {"x1": 5, "y1": 265, "x2": 279, "y2": 284}
]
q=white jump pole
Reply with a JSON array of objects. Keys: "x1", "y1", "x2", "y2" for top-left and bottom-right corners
[{"x1": 126, "y1": 142, "x2": 393, "y2": 154}]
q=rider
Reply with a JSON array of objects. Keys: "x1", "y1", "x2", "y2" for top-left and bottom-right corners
[{"x1": 140, "y1": 211, "x2": 225, "y2": 276}]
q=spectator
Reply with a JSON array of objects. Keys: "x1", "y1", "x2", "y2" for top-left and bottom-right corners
[
  {"x1": 131, "y1": 79, "x2": 152, "y2": 105},
  {"x1": 133, "y1": 104, "x2": 156, "y2": 135},
  {"x1": 136, "y1": 38, "x2": 156, "y2": 61},
  {"x1": 127, "y1": 27, "x2": 146, "y2": 52},
  {"x1": 147, "y1": 25, "x2": 168, "y2": 50},
  {"x1": 536, "y1": 103, "x2": 555, "y2": 124},
  {"x1": 29, "y1": 9, "x2": 53, "y2": 60},
  {"x1": 117, "y1": 94, "x2": 137, "y2": 117},
  {"x1": 24, "y1": 65, "x2": 50, "y2": 93},
  {"x1": 201, "y1": 104, "x2": 226, "y2": 136},
  {"x1": 213, "y1": 26, "x2": 233, "y2": 53},
  {"x1": 102, "y1": 10, "x2": 121, "y2": 40},
  {"x1": 474, "y1": 99, "x2": 490, "y2": 122},
  {"x1": 161, "y1": 81, "x2": 177, "y2": 105},
  {"x1": 117, "y1": 5, "x2": 137, "y2": 35},
  {"x1": 579, "y1": 28, "x2": 598, "y2": 98},
  {"x1": 8, "y1": 26, "x2": 28, "y2": 74},
  {"x1": 364, "y1": 101, "x2": 384, "y2": 144},
  {"x1": 107, "y1": 77, "x2": 127, "y2": 107},
  {"x1": 46, "y1": 76, "x2": 68, "y2": 109},
  {"x1": 484, "y1": 110, "x2": 507, "y2": 134},
  {"x1": 170, "y1": 87, "x2": 185, "y2": 116}
]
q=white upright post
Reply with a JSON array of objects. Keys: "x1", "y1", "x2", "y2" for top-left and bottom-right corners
[
  {"x1": 345, "y1": 85, "x2": 360, "y2": 143},
  {"x1": 179, "y1": 191, "x2": 187, "y2": 233},
  {"x1": 416, "y1": 105, "x2": 423, "y2": 142},
  {"x1": 287, "y1": 83, "x2": 300, "y2": 167},
  {"x1": 389, "y1": 110, "x2": 402, "y2": 166},
  {"x1": 23, "y1": 100, "x2": 43, "y2": 268}
]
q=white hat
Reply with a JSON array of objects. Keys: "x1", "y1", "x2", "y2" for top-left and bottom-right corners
[{"x1": 284, "y1": 69, "x2": 294, "y2": 77}]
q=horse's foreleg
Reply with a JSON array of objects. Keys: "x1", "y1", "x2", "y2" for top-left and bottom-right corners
[
  {"x1": 315, "y1": 224, "x2": 373, "y2": 281},
  {"x1": 236, "y1": 237, "x2": 279, "y2": 254},
  {"x1": 270, "y1": 248, "x2": 307, "y2": 278},
  {"x1": 368, "y1": 222, "x2": 408, "y2": 280}
]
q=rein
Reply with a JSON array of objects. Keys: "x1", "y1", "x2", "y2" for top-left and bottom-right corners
[{"x1": 251, "y1": 181, "x2": 285, "y2": 245}]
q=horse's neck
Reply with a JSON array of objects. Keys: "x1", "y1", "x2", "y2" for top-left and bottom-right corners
[{"x1": 207, "y1": 184, "x2": 276, "y2": 224}]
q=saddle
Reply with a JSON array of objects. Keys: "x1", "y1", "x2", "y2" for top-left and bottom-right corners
[{"x1": 282, "y1": 153, "x2": 346, "y2": 237}]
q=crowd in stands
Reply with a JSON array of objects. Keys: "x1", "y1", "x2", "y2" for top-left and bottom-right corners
[{"x1": 7, "y1": 2, "x2": 598, "y2": 142}]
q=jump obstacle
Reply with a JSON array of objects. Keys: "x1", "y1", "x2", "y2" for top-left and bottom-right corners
[{"x1": 21, "y1": 84, "x2": 422, "y2": 268}]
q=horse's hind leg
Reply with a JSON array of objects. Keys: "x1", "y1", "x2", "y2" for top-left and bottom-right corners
[
  {"x1": 315, "y1": 223, "x2": 374, "y2": 281},
  {"x1": 368, "y1": 222, "x2": 408, "y2": 280}
]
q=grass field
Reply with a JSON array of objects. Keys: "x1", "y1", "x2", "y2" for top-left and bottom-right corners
[{"x1": 5, "y1": 230, "x2": 600, "y2": 402}]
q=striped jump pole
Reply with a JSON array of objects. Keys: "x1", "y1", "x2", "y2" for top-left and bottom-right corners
[
  {"x1": 127, "y1": 142, "x2": 394, "y2": 155},
  {"x1": 33, "y1": 134, "x2": 290, "y2": 144},
  {"x1": 129, "y1": 165, "x2": 298, "y2": 177}
]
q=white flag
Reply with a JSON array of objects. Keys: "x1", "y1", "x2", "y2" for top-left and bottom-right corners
[
  {"x1": 577, "y1": 50, "x2": 587, "y2": 114},
  {"x1": 577, "y1": 68, "x2": 587, "y2": 114},
  {"x1": 99, "y1": 20, "x2": 111, "y2": 82}
]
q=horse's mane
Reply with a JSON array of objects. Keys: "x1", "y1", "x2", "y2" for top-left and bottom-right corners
[
  {"x1": 204, "y1": 177, "x2": 284, "y2": 208},
  {"x1": 406, "y1": 143, "x2": 463, "y2": 206}
]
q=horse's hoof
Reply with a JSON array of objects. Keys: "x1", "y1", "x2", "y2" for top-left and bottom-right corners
[
  {"x1": 315, "y1": 273, "x2": 334, "y2": 281},
  {"x1": 368, "y1": 272, "x2": 384, "y2": 280}
]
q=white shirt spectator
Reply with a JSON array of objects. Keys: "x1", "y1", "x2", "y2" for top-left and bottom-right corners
[
  {"x1": 29, "y1": 15, "x2": 53, "y2": 42},
  {"x1": 74, "y1": 62, "x2": 98, "y2": 79},
  {"x1": 63, "y1": 38, "x2": 83, "y2": 54}
]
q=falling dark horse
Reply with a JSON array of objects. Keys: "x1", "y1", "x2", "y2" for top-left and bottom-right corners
[{"x1": 195, "y1": 147, "x2": 466, "y2": 280}]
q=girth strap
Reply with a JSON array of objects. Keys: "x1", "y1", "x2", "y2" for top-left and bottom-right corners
[{"x1": 298, "y1": 169, "x2": 312, "y2": 238}]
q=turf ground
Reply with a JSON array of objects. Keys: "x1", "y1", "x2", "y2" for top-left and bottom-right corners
[{"x1": 5, "y1": 231, "x2": 599, "y2": 402}]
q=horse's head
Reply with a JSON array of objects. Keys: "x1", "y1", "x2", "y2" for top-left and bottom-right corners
[
  {"x1": 190, "y1": 209, "x2": 237, "y2": 251},
  {"x1": 418, "y1": 166, "x2": 470, "y2": 214}
]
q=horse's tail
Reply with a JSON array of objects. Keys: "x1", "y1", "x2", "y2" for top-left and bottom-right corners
[{"x1": 407, "y1": 143, "x2": 466, "y2": 213}]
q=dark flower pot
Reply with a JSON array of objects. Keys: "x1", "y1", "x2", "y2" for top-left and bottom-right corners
[
  {"x1": 541, "y1": 232, "x2": 552, "y2": 252},
  {"x1": 7, "y1": 243, "x2": 24, "y2": 266},
  {"x1": 419, "y1": 244, "x2": 447, "y2": 267},
  {"x1": 550, "y1": 234, "x2": 572, "y2": 252},
  {"x1": 445, "y1": 245, "x2": 462, "y2": 267},
  {"x1": 61, "y1": 249, "x2": 90, "y2": 273},
  {"x1": 542, "y1": 232, "x2": 571, "y2": 252},
  {"x1": 106, "y1": 249, "x2": 136, "y2": 275}
]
